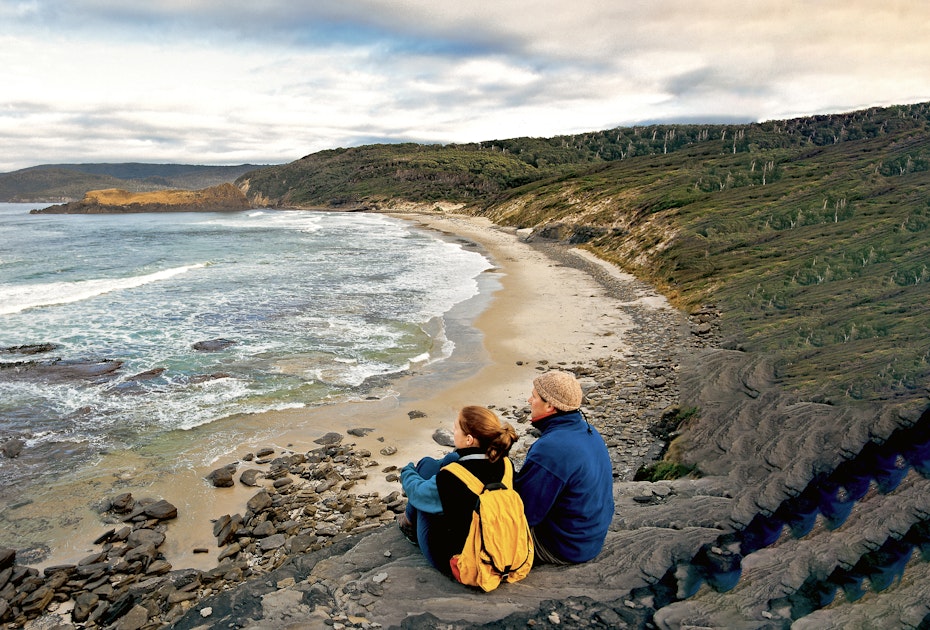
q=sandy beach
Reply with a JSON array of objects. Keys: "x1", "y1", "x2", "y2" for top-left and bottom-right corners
[{"x1": 25, "y1": 210, "x2": 674, "y2": 574}]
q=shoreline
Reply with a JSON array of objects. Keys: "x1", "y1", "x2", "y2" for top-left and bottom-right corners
[
  {"x1": 18, "y1": 212, "x2": 671, "y2": 570},
  {"x1": 14, "y1": 212, "x2": 652, "y2": 570},
  {"x1": 17, "y1": 209, "x2": 680, "y2": 574},
  {"x1": 160, "y1": 210, "x2": 662, "y2": 570}
]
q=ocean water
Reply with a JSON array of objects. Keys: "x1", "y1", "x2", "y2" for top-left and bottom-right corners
[{"x1": 0, "y1": 203, "x2": 493, "y2": 495}]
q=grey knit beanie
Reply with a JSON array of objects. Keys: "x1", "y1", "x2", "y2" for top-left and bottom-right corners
[{"x1": 533, "y1": 370, "x2": 583, "y2": 411}]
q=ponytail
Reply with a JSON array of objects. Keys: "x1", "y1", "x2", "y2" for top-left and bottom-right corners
[{"x1": 458, "y1": 406, "x2": 519, "y2": 463}]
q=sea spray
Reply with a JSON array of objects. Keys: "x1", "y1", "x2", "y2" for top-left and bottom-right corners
[{"x1": 0, "y1": 204, "x2": 494, "y2": 556}]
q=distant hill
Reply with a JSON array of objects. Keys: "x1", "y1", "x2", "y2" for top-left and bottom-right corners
[
  {"x1": 30, "y1": 183, "x2": 251, "y2": 214},
  {"x1": 236, "y1": 102, "x2": 930, "y2": 209},
  {"x1": 0, "y1": 163, "x2": 268, "y2": 202}
]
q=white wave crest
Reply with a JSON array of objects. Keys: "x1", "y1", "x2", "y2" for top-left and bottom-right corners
[{"x1": 0, "y1": 264, "x2": 205, "y2": 315}]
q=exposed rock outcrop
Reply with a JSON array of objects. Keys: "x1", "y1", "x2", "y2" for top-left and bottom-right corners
[
  {"x1": 0, "y1": 357, "x2": 124, "y2": 383},
  {"x1": 30, "y1": 183, "x2": 250, "y2": 214}
]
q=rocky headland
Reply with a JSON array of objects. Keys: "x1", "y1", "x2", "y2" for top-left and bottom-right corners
[
  {"x1": 29, "y1": 184, "x2": 250, "y2": 214},
  {"x1": 2, "y1": 219, "x2": 929, "y2": 630}
]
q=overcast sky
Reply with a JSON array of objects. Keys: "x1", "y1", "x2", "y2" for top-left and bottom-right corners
[{"x1": 2, "y1": 1, "x2": 928, "y2": 172}]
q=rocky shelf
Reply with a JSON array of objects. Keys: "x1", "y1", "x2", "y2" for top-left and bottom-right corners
[{"x1": 29, "y1": 183, "x2": 250, "y2": 214}]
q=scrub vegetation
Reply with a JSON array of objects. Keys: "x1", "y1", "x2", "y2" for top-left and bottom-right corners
[{"x1": 239, "y1": 102, "x2": 930, "y2": 407}]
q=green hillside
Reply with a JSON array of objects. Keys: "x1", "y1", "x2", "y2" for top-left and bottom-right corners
[
  {"x1": 239, "y1": 102, "x2": 930, "y2": 407},
  {"x1": 238, "y1": 103, "x2": 930, "y2": 208},
  {"x1": 476, "y1": 123, "x2": 930, "y2": 404}
]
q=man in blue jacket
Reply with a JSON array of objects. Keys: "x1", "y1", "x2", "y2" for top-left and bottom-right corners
[{"x1": 515, "y1": 370, "x2": 614, "y2": 564}]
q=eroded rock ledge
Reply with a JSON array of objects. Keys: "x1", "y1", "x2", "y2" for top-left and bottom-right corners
[{"x1": 30, "y1": 184, "x2": 250, "y2": 214}]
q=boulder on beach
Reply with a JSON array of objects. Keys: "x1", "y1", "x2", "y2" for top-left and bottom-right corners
[
  {"x1": 108, "y1": 492, "x2": 135, "y2": 513},
  {"x1": 206, "y1": 464, "x2": 238, "y2": 488},
  {"x1": 142, "y1": 499, "x2": 178, "y2": 521},
  {"x1": 431, "y1": 428, "x2": 455, "y2": 447},
  {"x1": 239, "y1": 469, "x2": 264, "y2": 486},
  {"x1": 313, "y1": 432, "x2": 343, "y2": 446}
]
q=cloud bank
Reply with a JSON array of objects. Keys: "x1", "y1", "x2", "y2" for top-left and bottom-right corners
[{"x1": 1, "y1": 1, "x2": 928, "y2": 171}]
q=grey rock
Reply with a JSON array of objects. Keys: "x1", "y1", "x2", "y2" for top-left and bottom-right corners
[
  {"x1": 113, "y1": 603, "x2": 149, "y2": 630},
  {"x1": 73, "y1": 591, "x2": 100, "y2": 622},
  {"x1": 206, "y1": 464, "x2": 237, "y2": 487},
  {"x1": 0, "y1": 549, "x2": 14, "y2": 571},
  {"x1": 127, "y1": 528, "x2": 165, "y2": 549},
  {"x1": 142, "y1": 499, "x2": 178, "y2": 520},
  {"x1": 246, "y1": 490, "x2": 273, "y2": 513},
  {"x1": 191, "y1": 338, "x2": 236, "y2": 352},
  {"x1": 21, "y1": 585, "x2": 54, "y2": 614},
  {"x1": 432, "y1": 428, "x2": 455, "y2": 447},
  {"x1": 252, "y1": 521, "x2": 276, "y2": 537},
  {"x1": 0, "y1": 438, "x2": 24, "y2": 459},
  {"x1": 259, "y1": 534, "x2": 287, "y2": 551},
  {"x1": 0, "y1": 357, "x2": 124, "y2": 382},
  {"x1": 217, "y1": 542, "x2": 241, "y2": 561},
  {"x1": 313, "y1": 432, "x2": 343, "y2": 446},
  {"x1": 692, "y1": 322, "x2": 713, "y2": 335},
  {"x1": 0, "y1": 343, "x2": 59, "y2": 355},
  {"x1": 239, "y1": 469, "x2": 264, "y2": 486},
  {"x1": 109, "y1": 492, "x2": 135, "y2": 513}
]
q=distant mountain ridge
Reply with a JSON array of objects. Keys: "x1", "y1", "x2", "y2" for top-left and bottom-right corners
[{"x1": 0, "y1": 163, "x2": 268, "y2": 203}]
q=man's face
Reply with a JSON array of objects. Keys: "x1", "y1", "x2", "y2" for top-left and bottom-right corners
[{"x1": 528, "y1": 388, "x2": 553, "y2": 419}]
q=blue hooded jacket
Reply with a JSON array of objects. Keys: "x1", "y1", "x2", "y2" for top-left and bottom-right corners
[{"x1": 514, "y1": 409, "x2": 614, "y2": 563}]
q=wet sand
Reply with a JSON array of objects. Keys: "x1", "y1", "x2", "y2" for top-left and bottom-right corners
[{"x1": 23, "y1": 211, "x2": 662, "y2": 572}]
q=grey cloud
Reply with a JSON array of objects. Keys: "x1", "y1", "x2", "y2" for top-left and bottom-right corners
[
  {"x1": 663, "y1": 66, "x2": 774, "y2": 100},
  {"x1": 2, "y1": 0, "x2": 928, "y2": 171}
]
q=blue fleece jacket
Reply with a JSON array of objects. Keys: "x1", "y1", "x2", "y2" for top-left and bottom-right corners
[
  {"x1": 514, "y1": 409, "x2": 614, "y2": 563},
  {"x1": 400, "y1": 451, "x2": 461, "y2": 514}
]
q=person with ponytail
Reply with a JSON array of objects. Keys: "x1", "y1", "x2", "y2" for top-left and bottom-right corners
[{"x1": 399, "y1": 406, "x2": 519, "y2": 577}]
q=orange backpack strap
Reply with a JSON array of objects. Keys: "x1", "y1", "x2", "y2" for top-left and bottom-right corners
[
  {"x1": 442, "y1": 462, "x2": 485, "y2": 495},
  {"x1": 444, "y1": 458, "x2": 515, "y2": 493},
  {"x1": 501, "y1": 457, "x2": 514, "y2": 488}
]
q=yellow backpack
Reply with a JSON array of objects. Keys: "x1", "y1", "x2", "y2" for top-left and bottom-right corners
[{"x1": 443, "y1": 457, "x2": 534, "y2": 591}]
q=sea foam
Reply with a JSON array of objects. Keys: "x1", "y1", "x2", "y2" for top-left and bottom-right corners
[{"x1": 0, "y1": 264, "x2": 206, "y2": 315}]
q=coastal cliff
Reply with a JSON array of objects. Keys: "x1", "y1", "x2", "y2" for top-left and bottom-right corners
[{"x1": 30, "y1": 183, "x2": 251, "y2": 214}]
